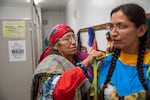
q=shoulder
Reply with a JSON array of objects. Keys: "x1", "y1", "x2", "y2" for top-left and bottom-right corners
[
  {"x1": 100, "y1": 54, "x2": 113, "y2": 70},
  {"x1": 35, "y1": 54, "x2": 74, "y2": 75},
  {"x1": 103, "y1": 54, "x2": 113, "y2": 63}
]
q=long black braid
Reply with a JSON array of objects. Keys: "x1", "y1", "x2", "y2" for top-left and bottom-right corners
[
  {"x1": 98, "y1": 48, "x2": 121, "y2": 100},
  {"x1": 104, "y1": 48, "x2": 121, "y2": 84},
  {"x1": 137, "y1": 33, "x2": 148, "y2": 90}
]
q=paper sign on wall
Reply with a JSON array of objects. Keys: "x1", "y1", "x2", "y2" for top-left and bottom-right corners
[
  {"x1": 8, "y1": 40, "x2": 26, "y2": 62},
  {"x1": 3, "y1": 21, "x2": 25, "y2": 38}
]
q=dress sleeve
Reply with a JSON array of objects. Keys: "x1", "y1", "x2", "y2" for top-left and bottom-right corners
[{"x1": 53, "y1": 67, "x2": 86, "y2": 100}]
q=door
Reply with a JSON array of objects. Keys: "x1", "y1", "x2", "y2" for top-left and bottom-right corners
[{"x1": 0, "y1": 19, "x2": 33, "y2": 100}]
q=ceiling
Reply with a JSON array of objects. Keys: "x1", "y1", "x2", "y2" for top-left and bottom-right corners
[{"x1": 0, "y1": 0, "x2": 70, "y2": 10}]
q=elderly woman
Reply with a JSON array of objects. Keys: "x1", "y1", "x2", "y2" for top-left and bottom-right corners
[{"x1": 31, "y1": 24, "x2": 104, "y2": 100}]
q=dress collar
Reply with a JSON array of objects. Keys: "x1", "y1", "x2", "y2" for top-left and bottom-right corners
[{"x1": 119, "y1": 51, "x2": 150, "y2": 66}]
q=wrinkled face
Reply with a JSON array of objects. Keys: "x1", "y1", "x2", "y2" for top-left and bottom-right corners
[
  {"x1": 109, "y1": 10, "x2": 144, "y2": 52},
  {"x1": 54, "y1": 32, "x2": 77, "y2": 57}
]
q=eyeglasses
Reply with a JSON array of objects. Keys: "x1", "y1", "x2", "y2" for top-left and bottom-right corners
[
  {"x1": 106, "y1": 23, "x2": 128, "y2": 31},
  {"x1": 59, "y1": 35, "x2": 77, "y2": 42}
]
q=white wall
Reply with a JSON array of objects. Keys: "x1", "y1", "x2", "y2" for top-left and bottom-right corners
[
  {"x1": 0, "y1": 7, "x2": 31, "y2": 19},
  {"x1": 66, "y1": 0, "x2": 150, "y2": 51},
  {"x1": 42, "y1": 10, "x2": 65, "y2": 48}
]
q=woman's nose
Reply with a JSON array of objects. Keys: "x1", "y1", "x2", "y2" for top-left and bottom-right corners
[
  {"x1": 110, "y1": 30, "x2": 118, "y2": 38},
  {"x1": 71, "y1": 38, "x2": 76, "y2": 44}
]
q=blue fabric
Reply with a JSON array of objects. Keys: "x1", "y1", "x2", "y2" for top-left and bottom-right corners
[
  {"x1": 88, "y1": 27, "x2": 95, "y2": 47},
  {"x1": 42, "y1": 74, "x2": 61, "y2": 99},
  {"x1": 98, "y1": 55, "x2": 150, "y2": 96}
]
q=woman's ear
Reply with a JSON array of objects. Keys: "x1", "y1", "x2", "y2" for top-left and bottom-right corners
[{"x1": 138, "y1": 24, "x2": 147, "y2": 37}]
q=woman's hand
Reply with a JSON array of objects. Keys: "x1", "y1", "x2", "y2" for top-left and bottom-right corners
[{"x1": 81, "y1": 50, "x2": 106, "y2": 67}]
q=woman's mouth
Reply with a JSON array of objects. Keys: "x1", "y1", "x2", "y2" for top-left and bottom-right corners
[
  {"x1": 112, "y1": 40, "x2": 123, "y2": 48},
  {"x1": 113, "y1": 40, "x2": 121, "y2": 44}
]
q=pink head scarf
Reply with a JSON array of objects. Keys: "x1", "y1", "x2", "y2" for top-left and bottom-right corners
[{"x1": 49, "y1": 24, "x2": 74, "y2": 46}]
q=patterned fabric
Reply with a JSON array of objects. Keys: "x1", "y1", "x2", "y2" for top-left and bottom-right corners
[
  {"x1": 42, "y1": 75, "x2": 61, "y2": 97},
  {"x1": 74, "y1": 78, "x2": 93, "y2": 100},
  {"x1": 32, "y1": 54, "x2": 75, "y2": 100},
  {"x1": 34, "y1": 54, "x2": 74, "y2": 75},
  {"x1": 49, "y1": 24, "x2": 74, "y2": 45},
  {"x1": 38, "y1": 49, "x2": 94, "y2": 79},
  {"x1": 100, "y1": 83, "x2": 146, "y2": 100},
  {"x1": 98, "y1": 52, "x2": 150, "y2": 100},
  {"x1": 32, "y1": 54, "x2": 93, "y2": 100}
]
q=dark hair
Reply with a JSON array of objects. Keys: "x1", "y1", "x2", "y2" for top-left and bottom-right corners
[
  {"x1": 105, "y1": 3, "x2": 148, "y2": 90},
  {"x1": 111, "y1": 3, "x2": 146, "y2": 27}
]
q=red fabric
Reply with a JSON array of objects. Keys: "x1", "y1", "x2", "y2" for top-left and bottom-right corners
[
  {"x1": 53, "y1": 67, "x2": 86, "y2": 100},
  {"x1": 92, "y1": 38, "x2": 98, "y2": 50},
  {"x1": 38, "y1": 47, "x2": 51, "y2": 63},
  {"x1": 49, "y1": 24, "x2": 74, "y2": 45}
]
